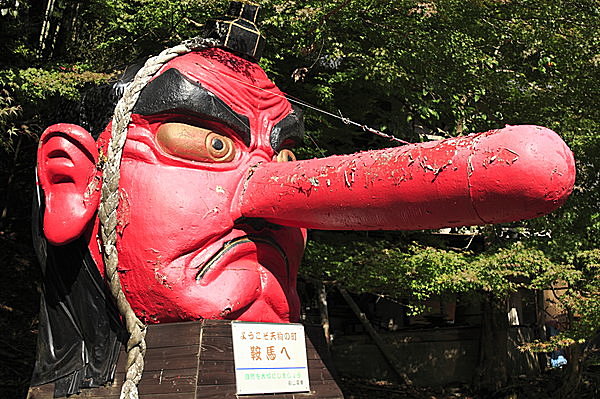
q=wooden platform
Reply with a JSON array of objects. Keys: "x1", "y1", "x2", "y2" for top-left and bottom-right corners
[{"x1": 27, "y1": 320, "x2": 343, "y2": 398}]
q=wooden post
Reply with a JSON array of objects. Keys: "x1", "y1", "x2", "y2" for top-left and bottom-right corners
[{"x1": 337, "y1": 285, "x2": 412, "y2": 385}]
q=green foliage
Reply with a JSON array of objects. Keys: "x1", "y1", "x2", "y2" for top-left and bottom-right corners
[
  {"x1": 522, "y1": 334, "x2": 585, "y2": 354},
  {"x1": 0, "y1": 66, "x2": 112, "y2": 151},
  {"x1": 522, "y1": 248, "x2": 599, "y2": 353},
  {"x1": 66, "y1": 0, "x2": 226, "y2": 69},
  {"x1": 258, "y1": 0, "x2": 600, "y2": 158},
  {"x1": 563, "y1": 250, "x2": 600, "y2": 340},
  {"x1": 304, "y1": 237, "x2": 472, "y2": 300},
  {"x1": 0, "y1": 0, "x2": 229, "y2": 149},
  {"x1": 1, "y1": 67, "x2": 111, "y2": 103},
  {"x1": 0, "y1": 87, "x2": 22, "y2": 151},
  {"x1": 0, "y1": 0, "x2": 33, "y2": 66},
  {"x1": 304, "y1": 236, "x2": 555, "y2": 301},
  {"x1": 304, "y1": 234, "x2": 600, "y2": 347}
]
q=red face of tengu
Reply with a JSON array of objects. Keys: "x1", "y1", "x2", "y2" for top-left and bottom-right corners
[{"x1": 37, "y1": 48, "x2": 307, "y2": 323}]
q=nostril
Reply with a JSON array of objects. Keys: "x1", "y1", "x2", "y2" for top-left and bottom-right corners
[{"x1": 234, "y1": 217, "x2": 279, "y2": 231}]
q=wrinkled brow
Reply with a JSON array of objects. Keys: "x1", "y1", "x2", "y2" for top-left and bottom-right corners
[
  {"x1": 133, "y1": 68, "x2": 251, "y2": 145},
  {"x1": 270, "y1": 105, "x2": 304, "y2": 151}
]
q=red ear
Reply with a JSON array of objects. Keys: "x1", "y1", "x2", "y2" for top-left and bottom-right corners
[{"x1": 37, "y1": 124, "x2": 101, "y2": 245}]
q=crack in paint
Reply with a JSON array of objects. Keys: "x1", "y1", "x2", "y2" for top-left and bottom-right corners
[
  {"x1": 431, "y1": 159, "x2": 454, "y2": 182},
  {"x1": 116, "y1": 188, "x2": 130, "y2": 236},
  {"x1": 467, "y1": 133, "x2": 487, "y2": 224},
  {"x1": 238, "y1": 163, "x2": 260, "y2": 211},
  {"x1": 504, "y1": 148, "x2": 520, "y2": 163}
]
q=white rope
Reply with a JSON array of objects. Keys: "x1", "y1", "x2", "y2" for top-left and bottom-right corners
[{"x1": 98, "y1": 37, "x2": 219, "y2": 399}]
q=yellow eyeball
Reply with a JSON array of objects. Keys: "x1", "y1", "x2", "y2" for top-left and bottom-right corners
[{"x1": 156, "y1": 123, "x2": 236, "y2": 163}]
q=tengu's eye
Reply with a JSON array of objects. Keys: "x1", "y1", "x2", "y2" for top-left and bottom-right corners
[
  {"x1": 156, "y1": 123, "x2": 236, "y2": 163},
  {"x1": 276, "y1": 149, "x2": 296, "y2": 163},
  {"x1": 206, "y1": 132, "x2": 234, "y2": 161}
]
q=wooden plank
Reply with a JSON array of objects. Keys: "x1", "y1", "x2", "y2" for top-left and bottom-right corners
[
  {"x1": 195, "y1": 383, "x2": 237, "y2": 399},
  {"x1": 116, "y1": 345, "x2": 199, "y2": 371},
  {"x1": 305, "y1": 344, "x2": 323, "y2": 360},
  {"x1": 195, "y1": 384, "x2": 304, "y2": 399},
  {"x1": 195, "y1": 383, "x2": 343, "y2": 399},
  {"x1": 307, "y1": 360, "x2": 333, "y2": 383},
  {"x1": 27, "y1": 383, "x2": 54, "y2": 399},
  {"x1": 304, "y1": 324, "x2": 338, "y2": 377},
  {"x1": 198, "y1": 360, "x2": 234, "y2": 374},
  {"x1": 65, "y1": 389, "x2": 195, "y2": 399},
  {"x1": 338, "y1": 286, "x2": 411, "y2": 385},
  {"x1": 145, "y1": 322, "x2": 202, "y2": 348},
  {"x1": 199, "y1": 336, "x2": 234, "y2": 361},
  {"x1": 58, "y1": 384, "x2": 120, "y2": 398},
  {"x1": 137, "y1": 369, "x2": 197, "y2": 395},
  {"x1": 66, "y1": 394, "x2": 195, "y2": 399},
  {"x1": 197, "y1": 360, "x2": 235, "y2": 385},
  {"x1": 27, "y1": 383, "x2": 118, "y2": 399},
  {"x1": 29, "y1": 380, "x2": 342, "y2": 399},
  {"x1": 68, "y1": 394, "x2": 194, "y2": 399},
  {"x1": 29, "y1": 380, "x2": 198, "y2": 399},
  {"x1": 113, "y1": 368, "x2": 198, "y2": 394},
  {"x1": 46, "y1": 369, "x2": 198, "y2": 397},
  {"x1": 69, "y1": 379, "x2": 196, "y2": 396},
  {"x1": 200, "y1": 320, "x2": 234, "y2": 336}
]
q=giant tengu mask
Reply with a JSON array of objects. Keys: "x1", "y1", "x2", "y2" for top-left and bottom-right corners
[
  {"x1": 33, "y1": 1, "x2": 576, "y2": 396},
  {"x1": 38, "y1": 46, "x2": 308, "y2": 323}
]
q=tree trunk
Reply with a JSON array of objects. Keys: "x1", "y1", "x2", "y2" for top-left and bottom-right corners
[
  {"x1": 475, "y1": 294, "x2": 509, "y2": 394},
  {"x1": 316, "y1": 280, "x2": 331, "y2": 349},
  {"x1": 38, "y1": 0, "x2": 57, "y2": 56},
  {"x1": 52, "y1": 1, "x2": 81, "y2": 58},
  {"x1": 558, "y1": 342, "x2": 585, "y2": 398},
  {"x1": 534, "y1": 289, "x2": 548, "y2": 368}
]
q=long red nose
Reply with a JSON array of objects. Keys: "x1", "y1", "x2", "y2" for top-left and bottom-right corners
[{"x1": 238, "y1": 125, "x2": 575, "y2": 230}]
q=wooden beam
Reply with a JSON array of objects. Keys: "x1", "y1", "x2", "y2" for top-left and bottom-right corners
[{"x1": 337, "y1": 285, "x2": 412, "y2": 385}]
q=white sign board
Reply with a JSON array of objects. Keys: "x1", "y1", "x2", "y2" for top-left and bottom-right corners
[{"x1": 231, "y1": 321, "x2": 310, "y2": 395}]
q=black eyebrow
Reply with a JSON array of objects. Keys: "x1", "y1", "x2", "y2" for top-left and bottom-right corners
[
  {"x1": 133, "y1": 68, "x2": 251, "y2": 145},
  {"x1": 270, "y1": 104, "x2": 304, "y2": 152}
]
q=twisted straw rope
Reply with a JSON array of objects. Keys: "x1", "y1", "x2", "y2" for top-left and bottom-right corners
[{"x1": 98, "y1": 37, "x2": 219, "y2": 399}]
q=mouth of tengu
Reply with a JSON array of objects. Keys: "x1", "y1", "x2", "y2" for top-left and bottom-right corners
[{"x1": 195, "y1": 235, "x2": 289, "y2": 281}]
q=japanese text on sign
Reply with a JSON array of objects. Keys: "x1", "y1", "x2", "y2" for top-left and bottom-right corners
[{"x1": 231, "y1": 322, "x2": 310, "y2": 395}]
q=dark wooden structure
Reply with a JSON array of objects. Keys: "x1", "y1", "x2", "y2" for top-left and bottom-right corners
[{"x1": 27, "y1": 320, "x2": 343, "y2": 399}]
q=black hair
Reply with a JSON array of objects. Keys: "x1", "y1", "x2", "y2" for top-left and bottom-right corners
[
  {"x1": 31, "y1": 184, "x2": 126, "y2": 397},
  {"x1": 79, "y1": 61, "x2": 146, "y2": 140}
]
